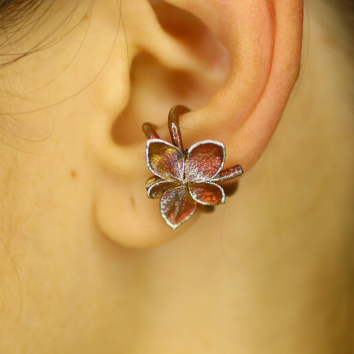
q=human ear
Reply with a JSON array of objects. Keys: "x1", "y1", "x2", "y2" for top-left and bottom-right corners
[{"x1": 88, "y1": 0, "x2": 303, "y2": 247}]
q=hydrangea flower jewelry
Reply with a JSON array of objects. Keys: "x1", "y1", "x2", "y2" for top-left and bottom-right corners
[{"x1": 143, "y1": 105, "x2": 243, "y2": 229}]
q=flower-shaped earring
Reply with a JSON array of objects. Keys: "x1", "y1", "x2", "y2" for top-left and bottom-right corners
[{"x1": 143, "y1": 105, "x2": 243, "y2": 229}]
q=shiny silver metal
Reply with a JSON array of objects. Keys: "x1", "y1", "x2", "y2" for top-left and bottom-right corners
[{"x1": 143, "y1": 105, "x2": 243, "y2": 229}]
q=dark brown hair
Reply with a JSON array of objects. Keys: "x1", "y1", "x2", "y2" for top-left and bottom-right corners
[{"x1": 0, "y1": 0, "x2": 44, "y2": 31}]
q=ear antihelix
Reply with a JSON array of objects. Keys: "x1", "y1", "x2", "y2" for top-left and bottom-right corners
[
  {"x1": 160, "y1": 0, "x2": 302, "y2": 171},
  {"x1": 162, "y1": 0, "x2": 276, "y2": 136}
]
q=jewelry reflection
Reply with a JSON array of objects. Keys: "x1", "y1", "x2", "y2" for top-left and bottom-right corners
[{"x1": 143, "y1": 105, "x2": 243, "y2": 229}]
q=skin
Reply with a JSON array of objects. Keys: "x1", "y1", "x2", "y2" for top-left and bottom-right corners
[{"x1": 0, "y1": 0, "x2": 353, "y2": 353}]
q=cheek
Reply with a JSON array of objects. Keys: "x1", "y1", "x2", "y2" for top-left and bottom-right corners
[{"x1": 0, "y1": 0, "x2": 123, "y2": 113}]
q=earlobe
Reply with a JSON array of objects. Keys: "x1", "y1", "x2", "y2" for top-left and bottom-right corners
[{"x1": 89, "y1": 0, "x2": 303, "y2": 248}]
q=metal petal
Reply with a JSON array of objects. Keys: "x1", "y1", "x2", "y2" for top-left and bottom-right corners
[
  {"x1": 147, "y1": 179, "x2": 180, "y2": 199},
  {"x1": 188, "y1": 182, "x2": 225, "y2": 205},
  {"x1": 146, "y1": 176, "x2": 163, "y2": 190},
  {"x1": 160, "y1": 185, "x2": 197, "y2": 229},
  {"x1": 212, "y1": 165, "x2": 243, "y2": 182},
  {"x1": 185, "y1": 140, "x2": 225, "y2": 182},
  {"x1": 146, "y1": 139, "x2": 184, "y2": 181}
]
